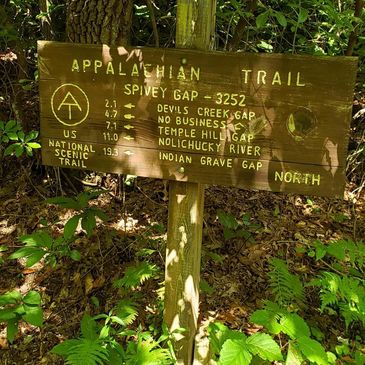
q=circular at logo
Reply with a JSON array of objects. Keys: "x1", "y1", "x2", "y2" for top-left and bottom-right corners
[{"x1": 51, "y1": 83, "x2": 89, "y2": 126}]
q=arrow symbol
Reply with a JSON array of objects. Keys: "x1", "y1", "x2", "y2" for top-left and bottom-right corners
[
  {"x1": 124, "y1": 150, "x2": 134, "y2": 156},
  {"x1": 124, "y1": 103, "x2": 135, "y2": 109},
  {"x1": 123, "y1": 135, "x2": 134, "y2": 141},
  {"x1": 124, "y1": 114, "x2": 135, "y2": 120},
  {"x1": 124, "y1": 124, "x2": 135, "y2": 130}
]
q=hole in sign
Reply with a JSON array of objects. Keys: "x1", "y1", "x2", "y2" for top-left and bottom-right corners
[{"x1": 287, "y1": 107, "x2": 317, "y2": 142}]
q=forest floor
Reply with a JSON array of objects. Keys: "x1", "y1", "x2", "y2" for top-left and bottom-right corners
[
  {"x1": 0, "y1": 54, "x2": 364, "y2": 363},
  {"x1": 0, "y1": 160, "x2": 364, "y2": 364}
]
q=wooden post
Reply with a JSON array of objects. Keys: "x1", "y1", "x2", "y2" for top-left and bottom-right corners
[{"x1": 164, "y1": 1, "x2": 216, "y2": 365}]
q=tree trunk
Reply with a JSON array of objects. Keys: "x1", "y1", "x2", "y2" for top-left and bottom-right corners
[{"x1": 66, "y1": 0, "x2": 133, "y2": 46}]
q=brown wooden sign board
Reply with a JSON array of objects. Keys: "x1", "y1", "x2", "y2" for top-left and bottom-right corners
[{"x1": 38, "y1": 41, "x2": 357, "y2": 197}]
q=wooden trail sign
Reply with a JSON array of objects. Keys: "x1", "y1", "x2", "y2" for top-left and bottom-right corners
[{"x1": 38, "y1": 41, "x2": 357, "y2": 197}]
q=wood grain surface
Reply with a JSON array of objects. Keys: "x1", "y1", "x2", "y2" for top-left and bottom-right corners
[{"x1": 38, "y1": 40, "x2": 358, "y2": 196}]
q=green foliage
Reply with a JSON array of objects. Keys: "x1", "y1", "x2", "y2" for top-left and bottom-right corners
[
  {"x1": 250, "y1": 301, "x2": 328, "y2": 365},
  {"x1": 0, "y1": 120, "x2": 21, "y2": 144},
  {"x1": 309, "y1": 272, "x2": 365, "y2": 328},
  {"x1": 268, "y1": 258, "x2": 304, "y2": 306},
  {"x1": 47, "y1": 191, "x2": 108, "y2": 237},
  {"x1": 0, "y1": 120, "x2": 41, "y2": 158},
  {"x1": 217, "y1": 210, "x2": 260, "y2": 242},
  {"x1": 9, "y1": 229, "x2": 81, "y2": 268},
  {"x1": 52, "y1": 315, "x2": 109, "y2": 365},
  {"x1": 217, "y1": 0, "x2": 364, "y2": 57},
  {"x1": 52, "y1": 309, "x2": 174, "y2": 365},
  {"x1": 208, "y1": 322, "x2": 282, "y2": 364},
  {"x1": 113, "y1": 261, "x2": 160, "y2": 289},
  {"x1": 0, "y1": 290, "x2": 43, "y2": 343},
  {"x1": 308, "y1": 239, "x2": 365, "y2": 269},
  {"x1": 52, "y1": 260, "x2": 174, "y2": 364}
]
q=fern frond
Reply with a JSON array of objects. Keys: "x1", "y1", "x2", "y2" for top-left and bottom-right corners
[
  {"x1": 52, "y1": 338, "x2": 109, "y2": 365},
  {"x1": 338, "y1": 302, "x2": 365, "y2": 328},
  {"x1": 114, "y1": 299, "x2": 139, "y2": 326},
  {"x1": 115, "y1": 262, "x2": 159, "y2": 289},
  {"x1": 268, "y1": 259, "x2": 304, "y2": 306},
  {"x1": 126, "y1": 339, "x2": 172, "y2": 365}
]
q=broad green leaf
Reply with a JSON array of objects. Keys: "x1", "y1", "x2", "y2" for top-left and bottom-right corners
[
  {"x1": 80, "y1": 314, "x2": 98, "y2": 340},
  {"x1": 208, "y1": 322, "x2": 246, "y2": 354},
  {"x1": 246, "y1": 333, "x2": 283, "y2": 361},
  {"x1": 81, "y1": 211, "x2": 96, "y2": 236},
  {"x1": 6, "y1": 132, "x2": 18, "y2": 141},
  {"x1": 256, "y1": 11, "x2": 269, "y2": 28},
  {"x1": 23, "y1": 291, "x2": 41, "y2": 306},
  {"x1": 20, "y1": 231, "x2": 52, "y2": 248},
  {"x1": 0, "y1": 308, "x2": 18, "y2": 321},
  {"x1": 315, "y1": 245, "x2": 327, "y2": 261},
  {"x1": 217, "y1": 210, "x2": 239, "y2": 230},
  {"x1": 51, "y1": 339, "x2": 83, "y2": 356},
  {"x1": 64, "y1": 215, "x2": 80, "y2": 239},
  {"x1": 4, "y1": 143, "x2": 18, "y2": 156},
  {"x1": 25, "y1": 145, "x2": 33, "y2": 156},
  {"x1": 280, "y1": 313, "x2": 310, "y2": 339},
  {"x1": 5, "y1": 120, "x2": 17, "y2": 130},
  {"x1": 70, "y1": 250, "x2": 81, "y2": 261},
  {"x1": 250, "y1": 310, "x2": 281, "y2": 335},
  {"x1": 17, "y1": 131, "x2": 25, "y2": 142},
  {"x1": 46, "y1": 196, "x2": 80, "y2": 209},
  {"x1": 286, "y1": 340, "x2": 304, "y2": 365},
  {"x1": 15, "y1": 144, "x2": 24, "y2": 157},
  {"x1": 23, "y1": 305, "x2": 43, "y2": 327},
  {"x1": 298, "y1": 8, "x2": 309, "y2": 23},
  {"x1": 274, "y1": 11, "x2": 287, "y2": 27},
  {"x1": 6, "y1": 319, "x2": 18, "y2": 343},
  {"x1": 99, "y1": 325, "x2": 110, "y2": 339},
  {"x1": 25, "y1": 249, "x2": 47, "y2": 267},
  {"x1": 26, "y1": 142, "x2": 41, "y2": 149},
  {"x1": 0, "y1": 291, "x2": 22, "y2": 305},
  {"x1": 9, "y1": 246, "x2": 43, "y2": 260},
  {"x1": 25, "y1": 130, "x2": 38, "y2": 142},
  {"x1": 219, "y1": 339, "x2": 252, "y2": 365},
  {"x1": 296, "y1": 336, "x2": 328, "y2": 365}
]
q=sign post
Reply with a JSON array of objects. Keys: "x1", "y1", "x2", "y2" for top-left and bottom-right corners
[
  {"x1": 37, "y1": 3, "x2": 357, "y2": 363},
  {"x1": 164, "y1": 2, "x2": 216, "y2": 364}
]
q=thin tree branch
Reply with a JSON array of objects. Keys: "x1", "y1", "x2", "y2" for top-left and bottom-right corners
[
  {"x1": 145, "y1": 0, "x2": 159, "y2": 47},
  {"x1": 345, "y1": 0, "x2": 364, "y2": 56}
]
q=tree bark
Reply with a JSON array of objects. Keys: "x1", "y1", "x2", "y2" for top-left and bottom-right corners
[{"x1": 66, "y1": 0, "x2": 133, "y2": 46}]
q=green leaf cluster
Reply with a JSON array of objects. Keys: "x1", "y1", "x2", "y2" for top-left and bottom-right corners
[
  {"x1": 2, "y1": 126, "x2": 41, "y2": 157},
  {"x1": 250, "y1": 301, "x2": 329, "y2": 365},
  {"x1": 208, "y1": 321, "x2": 282, "y2": 364},
  {"x1": 52, "y1": 306, "x2": 174, "y2": 365},
  {"x1": 309, "y1": 239, "x2": 365, "y2": 269},
  {"x1": 0, "y1": 290, "x2": 43, "y2": 343},
  {"x1": 9, "y1": 230, "x2": 81, "y2": 268},
  {"x1": 217, "y1": 210, "x2": 260, "y2": 241},
  {"x1": 47, "y1": 191, "x2": 108, "y2": 237}
]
